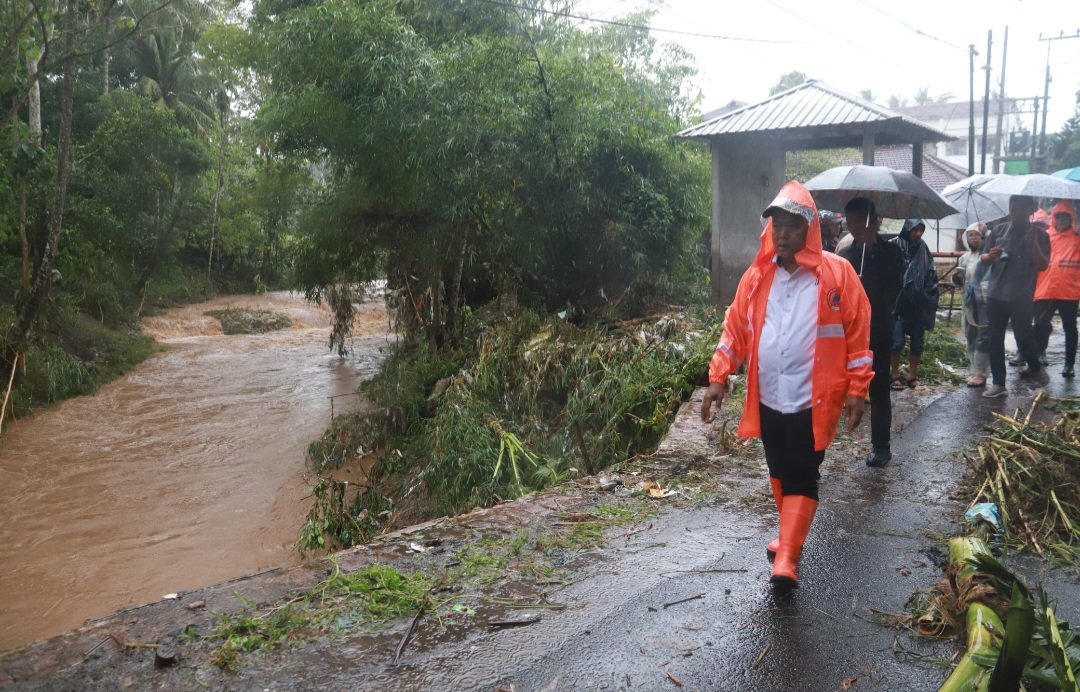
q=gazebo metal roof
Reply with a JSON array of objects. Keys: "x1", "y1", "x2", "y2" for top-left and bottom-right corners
[{"x1": 677, "y1": 80, "x2": 954, "y2": 149}]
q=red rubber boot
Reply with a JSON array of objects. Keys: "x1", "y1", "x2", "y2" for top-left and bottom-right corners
[
  {"x1": 766, "y1": 476, "x2": 783, "y2": 559},
  {"x1": 770, "y1": 495, "x2": 818, "y2": 590}
]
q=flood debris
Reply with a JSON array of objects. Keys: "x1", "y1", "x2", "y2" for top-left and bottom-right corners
[
  {"x1": 153, "y1": 646, "x2": 177, "y2": 668},
  {"x1": 488, "y1": 615, "x2": 541, "y2": 629},
  {"x1": 967, "y1": 394, "x2": 1080, "y2": 565},
  {"x1": 662, "y1": 593, "x2": 704, "y2": 610},
  {"x1": 393, "y1": 589, "x2": 432, "y2": 665}
]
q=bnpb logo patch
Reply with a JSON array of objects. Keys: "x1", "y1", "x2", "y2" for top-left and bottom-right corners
[{"x1": 827, "y1": 288, "x2": 841, "y2": 311}]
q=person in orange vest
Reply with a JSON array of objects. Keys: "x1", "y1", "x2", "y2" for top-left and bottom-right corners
[
  {"x1": 700, "y1": 180, "x2": 873, "y2": 591},
  {"x1": 1033, "y1": 200, "x2": 1080, "y2": 378}
]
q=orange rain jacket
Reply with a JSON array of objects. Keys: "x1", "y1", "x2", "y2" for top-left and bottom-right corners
[
  {"x1": 1034, "y1": 200, "x2": 1080, "y2": 301},
  {"x1": 708, "y1": 180, "x2": 874, "y2": 452}
]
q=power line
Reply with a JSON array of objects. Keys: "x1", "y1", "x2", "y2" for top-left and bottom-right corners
[
  {"x1": 474, "y1": 0, "x2": 816, "y2": 44},
  {"x1": 854, "y1": 0, "x2": 966, "y2": 51}
]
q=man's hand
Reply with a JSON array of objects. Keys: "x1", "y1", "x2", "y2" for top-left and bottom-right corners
[
  {"x1": 844, "y1": 394, "x2": 865, "y2": 431},
  {"x1": 700, "y1": 382, "x2": 726, "y2": 422}
]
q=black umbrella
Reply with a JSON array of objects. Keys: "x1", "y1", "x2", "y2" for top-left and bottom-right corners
[{"x1": 804, "y1": 165, "x2": 959, "y2": 220}]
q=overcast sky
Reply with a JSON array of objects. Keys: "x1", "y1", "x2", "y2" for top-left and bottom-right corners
[{"x1": 578, "y1": 0, "x2": 1080, "y2": 133}]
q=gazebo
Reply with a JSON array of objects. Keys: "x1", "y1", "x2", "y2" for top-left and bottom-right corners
[{"x1": 676, "y1": 80, "x2": 954, "y2": 304}]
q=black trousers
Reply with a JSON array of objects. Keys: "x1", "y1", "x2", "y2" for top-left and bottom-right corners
[
  {"x1": 869, "y1": 339, "x2": 892, "y2": 449},
  {"x1": 1033, "y1": 298, "x2": 1079, "y2": 368},
  {"x1": 759, "y1": 403, "x2": 825, "y2": 500},
  {"x1": 988, "y1": 297, "x2": 1039, "y2": 385}
]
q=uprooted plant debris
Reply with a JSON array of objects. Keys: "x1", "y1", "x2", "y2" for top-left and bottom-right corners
[
  {"x1": 878, "y1": 536, "x2": 1080, "y2": 691},
  {"x1": 297, "y1": 307, "x2": 723, "y2": 555},
  {"x1": 870, "y1": 396, "x2": 1080, "y2": 690},
  {"x1": 965, "y1": 394, "x2": 1080, "y2": 566}
]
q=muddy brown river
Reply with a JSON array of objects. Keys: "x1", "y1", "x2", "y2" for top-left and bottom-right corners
[{"x1": 0, "y1": 292, "x2": 390, "y2": 651}]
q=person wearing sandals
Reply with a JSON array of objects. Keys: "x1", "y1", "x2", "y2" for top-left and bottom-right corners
[
  {"x1": 980, "y1": 195, "x2": 1051, "y2": 397},
  {"x1": 1032, "y1": 200, "x2": 1080, "y2": 379},
  {"x1": 890, "y1": 219, "x2": 939, "y2": 389},
  {"x1": 837, "y1": 198, "x2": 903, "y2": 467},
  {"x1": 954, "y1": 223, "x2": 991, "y2": 386}
]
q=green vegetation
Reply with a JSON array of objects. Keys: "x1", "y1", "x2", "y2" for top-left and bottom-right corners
[
  {"x1": 298, "y1": 309, "x2": 721, "y2": 554},
  {"x1": 205, "y1": 309, "x2": 292, "y2": 335},
  {"x1": 895, "y1": 324, "x2": 969, "y2": 386},
  {"x1": 212, "y1": 497, "x2": 653, "y2": 670},
  {"x1": 4, "y1": 312, "x2": 156, "y2": 417},
  {"x1": 208, "y1": 562, "x2": 434, "y2": 670}
]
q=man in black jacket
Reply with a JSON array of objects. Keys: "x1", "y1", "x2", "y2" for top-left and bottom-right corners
[{"x1": 837, "y1": 198, "x2": 904, "y2": 467}]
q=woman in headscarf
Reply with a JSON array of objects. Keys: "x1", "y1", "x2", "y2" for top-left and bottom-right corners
[
  {"x1": 890, "y1": 219, "x2": 939, "y2": 388},
  {"x1": 955, "y1": 222, "x2": 990, "y2": 386}
]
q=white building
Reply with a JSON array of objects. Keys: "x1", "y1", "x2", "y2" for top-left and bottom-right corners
[{"x1": 894, "y1": 98, "x2": 1034, "y2": 172}]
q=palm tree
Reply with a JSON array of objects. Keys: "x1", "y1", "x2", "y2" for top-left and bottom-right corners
[{"x1": 132, "y1": 24, "x2": 220, "y2": 139}]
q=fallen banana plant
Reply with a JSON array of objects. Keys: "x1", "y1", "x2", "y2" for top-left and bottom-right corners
[{"x1": 936, "y1": 537, "x2": 1080, "y2": 691}]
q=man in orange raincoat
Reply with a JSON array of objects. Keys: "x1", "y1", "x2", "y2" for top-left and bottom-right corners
[
  {"x1": 700, "y1": 180, "x2": 873, "y2": 591},
  {"x1": 1033, "y1": 200, "x2": 1080, "y2": 378}
]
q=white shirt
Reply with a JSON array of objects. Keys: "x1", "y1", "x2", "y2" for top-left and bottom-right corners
[{"x1": 757, "y1": 260, "x2": 818, "y2": 413}]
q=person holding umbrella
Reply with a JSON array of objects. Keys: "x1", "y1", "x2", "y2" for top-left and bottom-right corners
[
  {"x1": 980, "y1": 195, "x2": 1051, "y2": 396},
  {"x1": 1032, "y1": 200, "x2": 1080, "y2": 378},
  {"x1": 837, "y1": 197, "x2": 903, "y2": 467},
  {"x1": 700, "y1": 180, "x2": 873, "y2": 591}
]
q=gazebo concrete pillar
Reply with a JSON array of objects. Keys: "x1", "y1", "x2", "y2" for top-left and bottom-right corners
[
  {"x1": 710, "y1": 140, "x2": 723, "y2": 306},
  {"x1": 862, "y1": 130, "x2": 876, "y2": 165},
  {"x1": 912, "y1": 141, "x2": 924, "y2": 178}
]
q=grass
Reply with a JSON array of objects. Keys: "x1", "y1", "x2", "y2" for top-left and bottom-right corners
[
  {"x1": 207, "y1": 561, "x2": 435, "y2": 670},
  {"x1": 5, "y1": 311, "x2": 157, "y2": 418},
  {"x1": 205, "y1": 309, "x2": 292, "y2": 335},
  {"x1": 209, "y1": 493, "x2": 657, "y2": 670}
]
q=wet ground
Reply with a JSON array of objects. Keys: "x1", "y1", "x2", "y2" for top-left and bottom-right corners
[{"x1": 2, "y1": 330, "x2": 1078, "y2": 691}]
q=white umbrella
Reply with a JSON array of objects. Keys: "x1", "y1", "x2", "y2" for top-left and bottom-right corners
[
  {"x1": 937, "y1": 174, "x2": 1010, "y2": 229},
  {"x1": 976, "y1": 173, "x2": 1080, "y2": 201}
]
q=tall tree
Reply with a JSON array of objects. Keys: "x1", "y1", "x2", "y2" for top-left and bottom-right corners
[{"x1": 769, "y1": 70, "x2": 807, "y2": 96}]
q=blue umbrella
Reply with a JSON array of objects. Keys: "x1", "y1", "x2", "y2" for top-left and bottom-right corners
[{"x1": 1051, "y1": 166, "x2": 1080, "y2": 182}]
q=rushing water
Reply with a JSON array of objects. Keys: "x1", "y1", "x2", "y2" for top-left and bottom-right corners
[{"x1": 0, "y1": 292, "x2": 391, "y2": 651}]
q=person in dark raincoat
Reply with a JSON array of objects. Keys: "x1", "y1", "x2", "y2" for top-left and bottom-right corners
[
  {"x1": 890, "y1": 219, "x2": 938, "y2": 388},
  {"x1": 837, "y1": 198, "x2": 903, "y2": 467},
  {"x1": 980, "y1": 195, "x2": 1051, "y2": 397}
]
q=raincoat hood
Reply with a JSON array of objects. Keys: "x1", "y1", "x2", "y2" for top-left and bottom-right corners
[
  {"x1": 1051, "y1": 200, "x2": 1076, "y2": 232},
  {"x1": 899, "y1": 218, "x2": 927, "y2": 242},
  {"x1": 756, "y1": 180, "x2": 823, "y2": 270},
  {"x1": 962, "y1": 222, "x2": 987, "y2": 253}
]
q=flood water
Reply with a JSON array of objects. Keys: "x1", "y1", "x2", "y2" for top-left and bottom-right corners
[{"x1": 0, "y1": 292, "x2": 391, "y2": 651}]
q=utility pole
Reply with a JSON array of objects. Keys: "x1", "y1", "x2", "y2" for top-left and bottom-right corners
[
  {"x1": 1037, "y1": 30, "x2": 1080, "y2": 172},
  {"x1": 1030, "y1": 96, "x2": 1040, "y2": 170},
  {"x1": 993, "y1": 27, "x2": 1008, "y2": 174},
  {"x1": 980, "y1": 30, "x2": 992, "y2": 174},
  {"x1": 968, "y1": 44, "x2": 977, "y2": 176}
]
